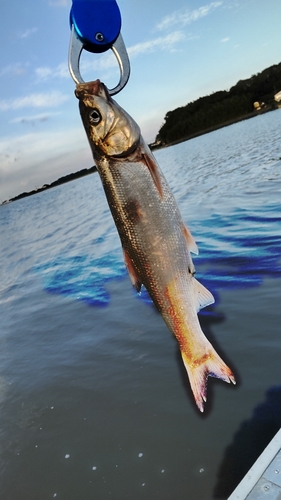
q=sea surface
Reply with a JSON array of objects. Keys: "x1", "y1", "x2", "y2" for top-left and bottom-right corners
[{"x1": 0, "y1": 109, "x2": 281, "y2": 500}]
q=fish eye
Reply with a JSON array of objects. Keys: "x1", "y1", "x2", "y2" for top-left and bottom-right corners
[{"x1": 89, "y1": 108, "x2": 102, "y2": 125}]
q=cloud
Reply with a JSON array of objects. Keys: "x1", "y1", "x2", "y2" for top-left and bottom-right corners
[
  {"x1": 0, "y1": 91, "x2": 69, "y2": 111},
  {"x1": 0, "y1": 63, "x2": 28, "y2": 77},
  {"x1": 35, "y1": 57, "x2": 113, "y2": 83},
  {"x1": 221, "y1": 37, "x2": 230, "y2": 42},
  {"x1": 35, "y1": 30, "x2": 186, "y2": 84},
  {"x1": 35, "y1": 67, "x2": 53, "y2": 80},
  {"x1": 0, "y1": 129, "x2": 83, "y2": 170},
  {"x1": 0, "y1": 128, "x2": 91, "y2": 201},
  {"x1": 10, "y1": 112, "x2": 61, "y2": 124},
  {"x1": 128, "y1": 31, "x2": 186, "y2": 58},
  {"x1": 156, "y1": 1, "x2": 223, "y2": 30},
  {"x1": 19, "y1": 27, "x2": 38, "y2": 39},
  {"x1": 35, "y1": 63, "x2": 69, "y2": 81},
  {"x1": 77, "y1": 31, "x2": 187, "y2": 77}
]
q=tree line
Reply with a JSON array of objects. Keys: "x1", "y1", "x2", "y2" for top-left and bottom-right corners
[
  {"x1": 3, "y1": 166, "x2": 97, "y2": 204},
  {"x1": 155, "y1": 61, "x2": 281, "y2": 146}
]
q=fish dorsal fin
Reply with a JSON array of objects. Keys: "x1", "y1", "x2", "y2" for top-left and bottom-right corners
[
  {"x1": 123, "y1": 248, "x2": 142, "y2": 293},
  {"x1": 182, "y1": 224, "x2": 199, "y2": 255},
  {"x1": 141, "y1": 153, "x2": 163, "y2": 199},
  {"x1": 192, "y1": 278, "x2": 215, "y2": 312}
]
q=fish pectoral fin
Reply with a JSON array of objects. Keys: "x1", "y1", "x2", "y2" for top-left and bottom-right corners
[
  {"x1": 182, "y1": 224, "x2": 198, "y2": 255},
  {"x1": 141, "y1": 153, "x2": 163, "y2": 199},
  {"x1": 123, "y1": 249, "x2": 142, "y2": 293},
  {"x1": 192, "y1": 278, "x2": 215, "y2": 312}
]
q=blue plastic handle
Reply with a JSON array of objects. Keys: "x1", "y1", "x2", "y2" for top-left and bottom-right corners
[{"x1": 70, "y1": 0, "x2": 121, "y2": 53}]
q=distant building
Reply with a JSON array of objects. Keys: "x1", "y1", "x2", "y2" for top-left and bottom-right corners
[
  {"x1": 274, "y1": 91, "x2": 281, "y2": 102},
  {"x1": 253, "y1": 101, "x2": 261, "y2": 110},
  {"x1": 149, "y1": 139, "x2": 163, "y2": 150},
  {"x1": 253, "y1": 101, "x2": 264, "y2": 110}
]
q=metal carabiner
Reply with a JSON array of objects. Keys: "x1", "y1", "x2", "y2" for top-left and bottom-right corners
[{"x1": 68, "y1": 0, "x2": 130, "y2": 95}]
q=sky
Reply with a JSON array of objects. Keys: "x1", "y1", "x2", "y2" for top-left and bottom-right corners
[{"x1": 1, "y1": 0, "x2": 281, "y2": 201}]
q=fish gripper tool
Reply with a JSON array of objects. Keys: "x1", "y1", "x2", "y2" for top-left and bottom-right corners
[{"x1": 68, "y1": 0, "x2": 130, "y2": 95}]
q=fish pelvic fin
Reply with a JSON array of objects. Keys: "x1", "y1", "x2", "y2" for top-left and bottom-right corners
[
  {"x1": 181, "y1": 348, "x2": 236, "y2": 412},
  {"x1": 182, "y1": 224, "x2": 198, "y2": 255},
  {"x1": 123, "y1": 248, "x2": 142, "y2": 293}
]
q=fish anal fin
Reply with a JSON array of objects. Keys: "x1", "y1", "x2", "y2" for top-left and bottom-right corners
[
  {"x1": 181, "y1": 349, "x2": 236, "y2": 412},
  {"x1": 142, "y1": 153, "x2": 163, "y2": 199},
  {"x1": 192, "y1": 278, "x2": 215, "y2": 312},
  {"x1": 182, "y1": 224, "x2": 198, "y2": 255},
  {"x1": 123, "y1": 249, "x2": 142, "y2": 293}
]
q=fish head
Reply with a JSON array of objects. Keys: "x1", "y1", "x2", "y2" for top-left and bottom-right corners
[{"x1": 75, "y1": 80, "x2": 140, "y2": 157}]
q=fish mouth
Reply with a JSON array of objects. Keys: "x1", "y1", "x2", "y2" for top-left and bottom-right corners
[{"x1": 75, "y1": 79, "x2": 112, "y2": 102}]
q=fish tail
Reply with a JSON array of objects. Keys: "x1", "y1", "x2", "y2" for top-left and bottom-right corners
[{"x1": 181, "y1": 348, "x2": 236, "y2": 412}]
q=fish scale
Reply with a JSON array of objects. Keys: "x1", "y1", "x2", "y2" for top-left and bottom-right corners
[{"x1": 100, "y1": 156, "x2": 185, "y2": 284}]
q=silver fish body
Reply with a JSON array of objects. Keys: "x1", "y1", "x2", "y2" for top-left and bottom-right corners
[{"x1": 75, "y1": 80, "x2": 235, "y2": 411}]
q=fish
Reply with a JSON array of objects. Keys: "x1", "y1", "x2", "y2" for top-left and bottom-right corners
[{"x1": 75, "y1": 79, "x2": 236, "y2": 412}]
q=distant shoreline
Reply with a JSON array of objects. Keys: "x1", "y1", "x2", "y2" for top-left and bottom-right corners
[
  {"x1": 154, "y1": 61, "x2": 281, "y2": 146},
  {"x1": 150, "y1": 106, "x2": 275, "y2": 150},
  {"x1": 1, "y1": 166, "x2": 97, "y2": 206},
  {"x1": 1, "y1": 106, "x2": 277, "y2": 206}
]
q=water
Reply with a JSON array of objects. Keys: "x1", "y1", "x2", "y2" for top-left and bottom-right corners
[{"x1": 0, "y1": 109, "x2": 281, "y2": 499}]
